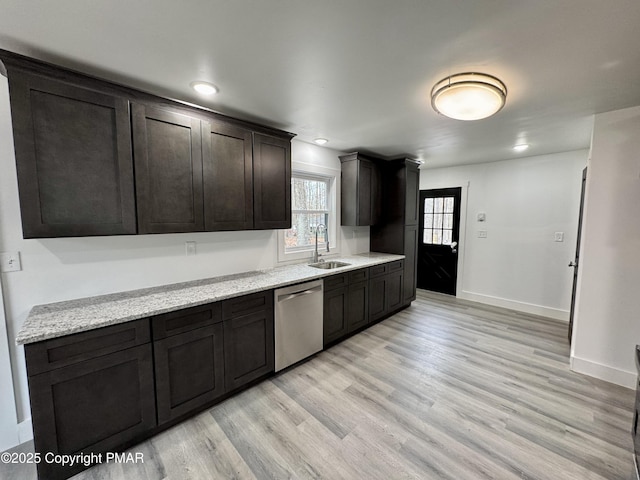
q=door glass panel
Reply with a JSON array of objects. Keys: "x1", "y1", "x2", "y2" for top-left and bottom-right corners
[
  {"x1": 443, "y1": 214, "x2": 453, "y2": 229},
  {"x1": 424, "y1": 214, "x2": 433, "y2": 229},
  {"x1": 444, "y1": 197, "x2": 454, "y2": 213},
  {"x1": 424, "y1": 198, "x2": 434, "y2": 213},
  {"x1": 422, "y1": 193, "x2": 458, "y2": 246}
]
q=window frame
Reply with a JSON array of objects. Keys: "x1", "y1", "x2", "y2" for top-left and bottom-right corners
[
  {"x1": 277, "y1": 163, "x2": 340, "y2": 263},
  {"x1": 286, "y1": 173, "x2": 331, "y2": 254}
]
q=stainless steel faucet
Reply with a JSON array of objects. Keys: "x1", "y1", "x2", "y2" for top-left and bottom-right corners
[{"x1": 312, "y1": 224, "x2": 329, "y2": 263}]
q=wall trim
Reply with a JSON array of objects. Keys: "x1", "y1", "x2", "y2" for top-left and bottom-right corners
[
  {"x1": 18, "y1": 417, "x2": 33, "y2": 445},
  {"x1": 570, "y1": 355, "x2": 637, "y2": 389},
  {"x1": 459, "y1": 290, "x2": 569, "y2": 321}
]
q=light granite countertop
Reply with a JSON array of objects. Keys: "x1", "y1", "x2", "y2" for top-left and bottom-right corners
[{"x1": 16, "y1": 253, "x2": 404, "y2": 345}]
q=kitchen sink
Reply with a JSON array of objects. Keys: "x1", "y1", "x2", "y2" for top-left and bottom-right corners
[{"x1": 308, "y1": 261, "x2": 351, "y2": 269}]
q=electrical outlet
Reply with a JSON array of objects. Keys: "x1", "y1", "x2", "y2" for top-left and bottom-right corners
[
  {"x1": 1, "y1": 252, "x2": 22, "y2": 272},
  {"x1": 554, "y1": 232, "x2": 564, "y2": 242},
  {"x1": 477, "y1": 230, "x2": 487, "y2": 238},
  {"x1": 185, "y1": 241, "x2": 196, "y2": 256}
]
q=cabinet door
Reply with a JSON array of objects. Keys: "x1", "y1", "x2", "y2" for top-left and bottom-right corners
[
  {"x1": 132, "y1": 104, "x2": 204, "y2": 233},
  {"x1": 324, "y1": 286, "x2": 348, "y2": 346},
  {"x1": 28, "y1": 345, "x2": 156, "y2": 480},
  {"x1": 405, "y1": 163, "x2": 420, "y2": 226},
  {"x1": 347, "y1": 281, "x2": 369, "y2": 333},
  {"x1": 154, "y1": 324, "x2": 225, "y2": 424},
  {"x1": 8, "y1": 70, "x2": 136, "y2": 238},
  {"x1": 359, "y1": 160, "x2": 381, "y2": 226},
  {"x1": 253, "y1": 133, "x2": 291, "y2": 229},
  {"x1": 403, "y1": 225, "x2": 418, "y2": 305},
  {"x1": 223, "y1": 309, "x2": 275, "y2": 391},
  {"x1": 386, "y1": 270, "x2": 404, "y2": 314},
  {"x1": 369, "y1": 275, "x2": 387, "y2": 322},
  {"x1": 202, "y1": 121, "x2": 253, "y2": 231}
]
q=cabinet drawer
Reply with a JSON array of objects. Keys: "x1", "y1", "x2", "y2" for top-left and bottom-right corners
[
  {"x1": 324, "y1": 273, "x2": 348, "y2": 291},
  {"x1": 369, "y1": 264, "x2": 388, "y2": 279},
  {"x1": 152, "y1": 302, "x2": 221, "y2": 340},
  {"x1": 348, "y1": 268, "x2": 369, "y2": 284},
  {"x1": 25, "y1": 319, "x2": 150, "y2": 376},
  {"x1": 387, "y1": 260, "x2": 404, "y2": 273},
  {"x1": 222, "y1": 290, "x2": 273, "y2": 320}
]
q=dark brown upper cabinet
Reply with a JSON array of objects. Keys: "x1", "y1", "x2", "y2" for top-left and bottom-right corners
[
  {"x1": 340, "y1": 152, "x2": 381, "y2": 226},
  {"x1": 253, "y1": 133, "x2": 292, "y2": 230},
  {"x1": 132, "y1": 104, "x2": 204, "y2": 234},
  {"x1": 5, "y1": 69, "x2": 136, "y2": 238},
  {"x1": 202, "y1": 120, "x2": 254, "y2": 231},
  {"x1": 0, "y1": 49, "x2": 294, "y2": 238}
]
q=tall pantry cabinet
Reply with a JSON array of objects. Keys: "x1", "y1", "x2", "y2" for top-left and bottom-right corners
[{"x1": 370, "y1": 159, "x2": 420, "y2": 306}]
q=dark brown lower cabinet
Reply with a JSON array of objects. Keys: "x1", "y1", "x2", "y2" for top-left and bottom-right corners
[
  {"x1": 23, "y1": 291, "x2": 276, "y2": 480},
  {"x1": 369, "y1": 275, "x2": 387, "y2": 322},
  {"x1": 323, "y1": 268, "x2": 370, "y2": 346},
  {"x1": 347, "y1": 281, "x2": 369, "y2": 332},
  {"x1": 27, "y1": 344, "x2": 156, "y2": 480},
  {"x1": 222, "y1": 291, "x2": 275, "y2": 391},
  {"x1": 324, "y1": 285, "x2": 348, "y2": 345},
  {"x1": 369, "y1": 260, "x2": 405, "y2": 323},
  {"x1": 386, "y1": 269, "x2": 404, "y2": 313},
  {"x1": 154, "y1": 323, "x2": 225, "y2": 424}
]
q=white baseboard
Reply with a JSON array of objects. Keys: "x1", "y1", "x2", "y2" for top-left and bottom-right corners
[
  {"x1": 17, "y1": 417, "x2": 33, "y2": 444},
  {"x1": 570, "y1": 355, "x2": 637, "y2": 389},
  {"x1": 459, "y1": 290, "x2": 569, "y2": 321}
]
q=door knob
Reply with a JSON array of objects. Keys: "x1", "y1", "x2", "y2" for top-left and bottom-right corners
[{"x1": 568, "y1": 261, "x2": 577, "y2": 267}]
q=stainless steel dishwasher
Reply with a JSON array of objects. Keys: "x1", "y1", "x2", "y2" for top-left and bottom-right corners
[{"x1": 274, "y1": 279, "x2": 324, "y2": 372}]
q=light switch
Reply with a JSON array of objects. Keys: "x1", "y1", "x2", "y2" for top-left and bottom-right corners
[
  {"x1": 477, "y1": 212, "x2": 486, "y2": 222},
  {"x1": 477, "y1": 230, "x2": 487, "y2": 238},
  {"x1": 0, "y1": 252, "x2": 22, "y2": 272},
  {"x1": 185, "y1": 241, "x2": 197, "y2": 256},
  {"x1": 554, "y1": 232, "x2": 564, "y2": 242}
]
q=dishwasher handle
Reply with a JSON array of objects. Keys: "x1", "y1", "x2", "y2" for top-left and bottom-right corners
[{"x1": 277, "y1": 285, "x2": 322, "y2": 303}]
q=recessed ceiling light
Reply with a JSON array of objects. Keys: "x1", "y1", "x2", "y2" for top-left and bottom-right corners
[
  {"x1": 191, "y1": 81, "x2": 218, "y2": 96},
  {"x1": 431, "y1": 72, "x2": 507, "y2": 121},
  {"x1": 313, "y1": 138, "x2": 328, "y2": 145},
  {"x1": 513, "y1": 144, "x2": 529, "y2": 152}
]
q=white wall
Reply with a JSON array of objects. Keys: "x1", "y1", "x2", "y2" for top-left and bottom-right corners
[
  {"x1": 420, "y1": 150, "x2": 588, "y2": 319},
  {"x1": 0, "y1": 75, "x2": 369, "y2": 448},
  {"x1": 571, "y1": 105, "x2": 640, "y2": 388}
]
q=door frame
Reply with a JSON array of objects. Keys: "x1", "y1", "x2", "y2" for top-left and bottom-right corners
[
  {"x1": 568, "y1": 167, "x2": 587, "y2": 345},
  {"x1": 417, "y1": 181, "x2": 469, "y2": 297}
]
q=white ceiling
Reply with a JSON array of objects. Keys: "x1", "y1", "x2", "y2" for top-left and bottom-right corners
[{"x1": 1, "y1": 1, "x2": 639, "y2": 168}]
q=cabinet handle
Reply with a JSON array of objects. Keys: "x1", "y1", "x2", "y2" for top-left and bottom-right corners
[{"x1": 277, "y1": 285, "x2": 322, "y2": 303}]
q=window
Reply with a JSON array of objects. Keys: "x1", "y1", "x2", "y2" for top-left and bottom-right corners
[
  {"x1": 284, "y1": 174, "x2": 330, "y2": 252},
  {"x1": 277, "y1": 163, "x2": 339, "y2": 263},
  {"x1": 423, "y1": 196, "x2": 455, "y2": 245}
]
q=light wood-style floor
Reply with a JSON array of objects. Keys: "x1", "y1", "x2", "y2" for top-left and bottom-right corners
[{"x1": 3, "y1": 290, "x2": 636, "y2": 479}]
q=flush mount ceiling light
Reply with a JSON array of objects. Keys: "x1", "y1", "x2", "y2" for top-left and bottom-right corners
[
  {"x1": 313, "y1": 138, "x2": 329, "y2": 145},
  {"x1": 431, "y1": 72, "x2": 507, "y2": 121},
  {"x1": 190, "y1": 81, "x2": 218, "y2": 96}
]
